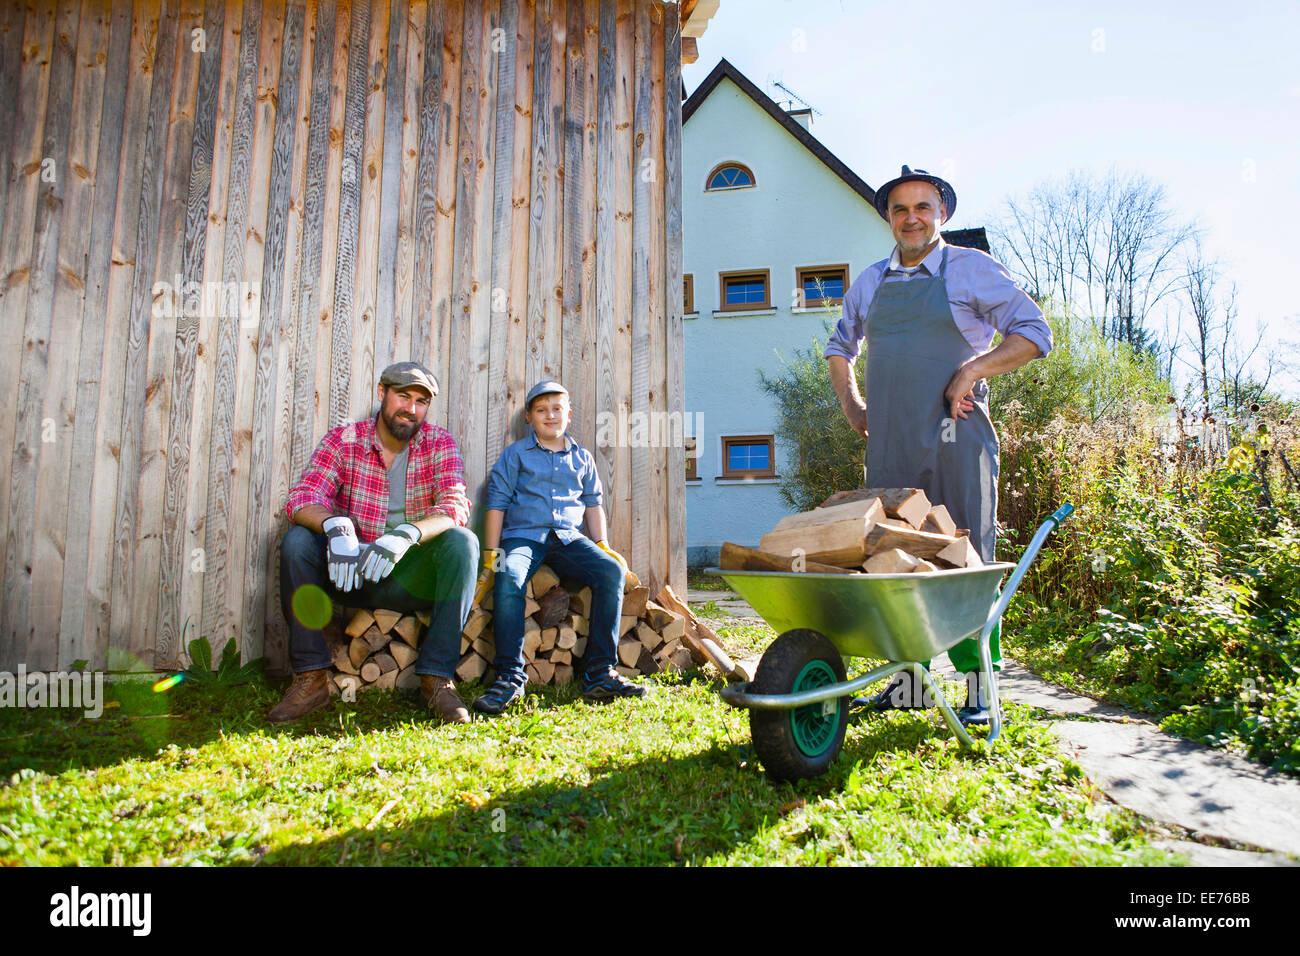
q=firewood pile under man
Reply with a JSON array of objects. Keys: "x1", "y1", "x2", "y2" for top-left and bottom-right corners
[{"x1": 823, "y1": 165, "x2": 1053, "y2": 724}]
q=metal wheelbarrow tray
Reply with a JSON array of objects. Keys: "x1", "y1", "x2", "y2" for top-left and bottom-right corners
[{"x1": 707, "y1": 504, "x2": 1074, "y2": 781}]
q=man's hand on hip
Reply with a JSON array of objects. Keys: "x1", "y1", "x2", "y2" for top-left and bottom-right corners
[
  {"x1": 359, "y1": 523, "x2": 422, "y2": 583},
  {"x1": 323, "y1": 516, "x2": 364, "y2": 592}
]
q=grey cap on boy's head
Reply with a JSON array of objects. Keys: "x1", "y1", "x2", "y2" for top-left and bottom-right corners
[
  {"x1": 380, "y1": 361, "x2": 439, "y2": 397},
  {"x1": 525, "y1": 380, "x2": 568, "y2": 406}
]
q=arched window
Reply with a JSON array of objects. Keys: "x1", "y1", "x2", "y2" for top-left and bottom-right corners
[{"x1": 706, "y1": 162, "x2": 755, "y2": 190}]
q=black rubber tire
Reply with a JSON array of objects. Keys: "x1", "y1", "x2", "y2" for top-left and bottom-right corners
[{"x1": 749, "y1": 629, "x2": 849, "y2": 782}]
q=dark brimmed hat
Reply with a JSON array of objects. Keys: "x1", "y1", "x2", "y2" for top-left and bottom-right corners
[
  {"x1": 874, "y1": 165, "x2": 956, "y2": 223},
  {"x1": 380, "y1": 361, "x2": 439, "y2": 398}
]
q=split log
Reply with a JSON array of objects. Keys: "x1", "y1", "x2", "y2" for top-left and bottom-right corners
[
  {"x1": 570, "y1": 587, "x2": 593, "y2": 618},
  {"x1": 373, "y1": 652, "x2": 398, "y2": 675},
  {"x1": 360, "y1": 661, "x2": 382, "y2": 683},
  {"x1": 415, "y1": 611, "x2": 431, "y2": 628},
  {"x1": 530, "y1": 564, "x2": 561, "y2": 597},
  {"x1": 615, "y1": 665, "x2": 638, "y2": 679},
  {"x1": 622, "y1": 586, "x2": 650, "y2": 619},
  {"x1": 573, "y1": 636, "x2": 588, "y2": 658},
  {"x1": 635, "y1": 622, "x2": 662, "y2": 653},
  {"x1": 922, "y1": 505, "x2": 957, "y2": 536},
  {"x1": 349, "y1": 637, "x2": 371, "y2": 670},
  {"x1": 771, "y1": 496, "x2": 884, "y2": 533},
  {"x1": 539, "y1": 628, "x2": 559, "y2": 652},
  {"x1": 535, "y1": 586, "x2": 572, "y2": 629},
  {"x1": 655, "y1": 585, "x2": 722, "y2": 666},
  {"x1": 820, "y1": 488, "x2": 931, "y2": 529},
  {"x1": 533, "y1": 659, "x2": 555, "y2": 684},
  {"x1": 549, "y1": 648, "x2": 572, "y2": 666},
  {"x1": 389, "y1": 642, "x2": 418, "y2": 670},
  {"x1": 462, "y1": 608, "x2": 492, "y2": 641},
  {"x1": 936, "y1": 536, "x2": 984, "y2": 569},
  {"x1": 333, "y1": 643, "x2": 360, "y2": 676},
  {"x1": 617, "y1": 638, "x2": 642, "y2": 668},
  {"x1": 619, "y1": 615, "x2": 639, "y2": 637},
  {"x1": 863, "y1": 548, "x2": 921, "y2": 574},
  {"x1": 731, "y1": 657, "x2": 761, "y2": 682},
  {"x1": 372, "y1": 608, "x2": 402, "y2": 633},
  {"x1": 471, "y1": 636, "x2": 494, "y2": 659},
  {"x1": 456, "y1": 651, "x2": 489, "y2": 682},
  {"x1": 395, "y1": 665, "x2": 420, "y2": 691},
  {"x1": 524, "y1": 597, "x2": 541, "y2": 617},
  {"x1": 556, "y1": 626, "x2": 578, "y2": 650},
  {"x1": 863, "y1": 524, "x2": 959, "y2": 560},
  {"x1": 635, "y1": 646, "x2": 661, "y2": 675},
  {"x1": 644, "y1": 601, "x2": 675, "y2": 630},
  {"x1": 390, "y1": 615, "x2": 421, "y2": 648},
  {"x1": 623, "y1": 569, "x2": 641, "y2": 592},
  {"x1": 659, "y1": 614, "x2": 686, "y2": 644},
  {"x1": 913, "y1": 560, "x2": 940, "y2": 573},
  {"x1": 371, "y1": 669, "x2": 398, "y2": 691},
  {"x1": 363, "y1": 625, "x2": 390, "y2": 653},
  {"x1": 718, "y1": 542, "x2": 860, "y2": 574},
  {"x1": 522, "y1": 628, "x2": 543, "y2": 658},
  {"x1": 345, "y1": 609, "x2": 376, "y2": 638},
  {"x1": 552, "y1": 665, "x2": 573, "y2": 686}
]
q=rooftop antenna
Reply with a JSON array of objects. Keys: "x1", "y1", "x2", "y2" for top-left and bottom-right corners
[{"x1": 772, "y1": 80, "x2": 822, "y2": 118}]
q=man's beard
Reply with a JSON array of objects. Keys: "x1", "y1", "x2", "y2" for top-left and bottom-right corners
[{"x1": 384, "y1": 408, "x2": 421, "y2": 440}]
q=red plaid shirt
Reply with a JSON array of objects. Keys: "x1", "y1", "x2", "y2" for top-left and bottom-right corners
[{"x1": 285, "y1": 417, "x2": 471, "y2": 543}]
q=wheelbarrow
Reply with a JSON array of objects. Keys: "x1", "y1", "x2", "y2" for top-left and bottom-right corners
[{"x1": 708, "y1": 504, "x2": 1074, "y2": 781}]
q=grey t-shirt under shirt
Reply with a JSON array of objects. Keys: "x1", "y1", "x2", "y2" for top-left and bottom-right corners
[{"x1": 386, "y1": 446, "x2": 408, "y2": 532}]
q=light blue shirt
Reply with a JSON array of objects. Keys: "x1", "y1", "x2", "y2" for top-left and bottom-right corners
[
  {"x1": 484, "y1": 430, "x2": 603, "y2": 544},
  {"x1": 823, "y1": 238, "x2": 1053, "y2": 364}
]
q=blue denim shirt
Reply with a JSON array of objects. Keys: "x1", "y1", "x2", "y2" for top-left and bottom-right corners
[{"x1": 484, "y1": 430, "x2": 603, "y2": 544}]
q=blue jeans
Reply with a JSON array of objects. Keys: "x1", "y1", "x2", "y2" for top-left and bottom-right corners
[
  {"x1": 279, "y1": 524, "x2": 479, "y2": 679},
  {"x1": 492, "y1": 532, "x2": 624, "y2": 683}
]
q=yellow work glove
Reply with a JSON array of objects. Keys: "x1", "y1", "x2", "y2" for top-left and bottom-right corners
[
  {"x1": 595, "y1": 540, "x2": 628, "y2": 573},
  {"x1": 474, "y1": 549, "x2": 499, "y2": 605}
]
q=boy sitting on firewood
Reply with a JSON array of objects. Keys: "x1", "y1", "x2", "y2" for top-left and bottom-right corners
[{"x1": 472, "y1": 381, "x2": 649, "y2": 714}]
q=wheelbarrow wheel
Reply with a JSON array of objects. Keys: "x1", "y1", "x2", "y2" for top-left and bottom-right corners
[{"x1": 749, "y1": 629, "x2": 849, "y2": 782}]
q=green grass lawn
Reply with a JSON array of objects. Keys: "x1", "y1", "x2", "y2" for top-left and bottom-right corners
[{"x1": 0, "y1": 655, "x2": 1174, "y2": 866}]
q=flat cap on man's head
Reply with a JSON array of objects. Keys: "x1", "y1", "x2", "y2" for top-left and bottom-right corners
[
  {"x1": 525, "y1": 380, "x2": 568, "y2": 407},
  {"x1": 874, "y1": 165, "x2": 957, "y2": 223},
  {"x1": 380, "y1": 361, "x2": 439, "y2": 398}
]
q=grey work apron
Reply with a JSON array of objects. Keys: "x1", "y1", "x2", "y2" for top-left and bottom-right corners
[{"x1": 862, "y1": 247, "x2": 999, "y2": 561}]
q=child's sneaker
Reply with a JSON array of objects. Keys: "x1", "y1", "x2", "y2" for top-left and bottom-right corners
[
  {"x1": 581, "y1": 667, "x2": 648, "y2": 702},
  {"x1": 472, "y1": 675, "x2": 528, "y2": 715}
]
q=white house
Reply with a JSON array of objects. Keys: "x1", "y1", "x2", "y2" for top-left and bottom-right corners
[{"x1": 682, "y1": 59, "x2": 988, "y2": 565}]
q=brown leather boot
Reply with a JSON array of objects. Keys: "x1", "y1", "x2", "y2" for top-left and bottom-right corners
[
  {"x1": 267, "y1": 669, "x2": 332, "y2": 724},
  {"x1": 420, "y1": 675, "x2": 470, "y2": 724}
]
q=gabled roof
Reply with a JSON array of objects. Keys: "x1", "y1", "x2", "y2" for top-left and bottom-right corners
[{"x1": 682, "y1": 58, "x2": 991, "y2": 254}]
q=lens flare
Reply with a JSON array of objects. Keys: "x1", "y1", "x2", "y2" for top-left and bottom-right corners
[
  {"x1": 153, "y1": 673, "x2": 185, "y2": 693},
  {"x1": 292, "y1": 583, "x2": 334, "y2": 629}
]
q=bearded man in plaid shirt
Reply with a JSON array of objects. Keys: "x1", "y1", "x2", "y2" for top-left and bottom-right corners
[{"x1": 270, "y1": 361, "x2": 479, "y2": 725}]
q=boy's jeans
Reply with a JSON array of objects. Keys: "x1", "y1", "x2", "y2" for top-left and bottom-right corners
[
  {"x1": 492, "y1": 532, "x2": 625, "y2": 683},
  {"x1": 280, "y1": 524, "x2": 478, "y2": 678}
]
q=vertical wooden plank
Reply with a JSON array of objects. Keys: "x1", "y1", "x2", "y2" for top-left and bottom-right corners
[
  {"x1": 347, "y1": 0, "x2": 385, "y2": 416},
  {"x1": 242, "y1": 0, "x2": 304, "y2": 658},
  {"x1": 645, "y1": 0, "x2": 665, "y2": 595},
  {"x1": 201, "y1": 0, "x2": 262, "y2": 649},
  {"x1": 84, "y1": 0, "x2": 161, "y2": 668},
  {"x1": 469, "y1": 0, "x2": 496, "y2": 499},
  {"x1": 110, "y1": 0, "x2": 179, "y2": 669},
  {"x1": 289, "y1": 0, "x2": 335, "y2": 496},
  {"x1": 504, "y1": 0, "x2": 532, "y2": 445},
  {"x1": 60, "y1": 0, "x2": 135, "y2": 669},
  {"x1": 328, "y1": 0, "x2": 368, "y2": 427},
  {"x1": 525, "y1": 0, "x2": 552, "y2": 389},
  {"x1": 375, "y1": 0, "x2": 406, "y2": 373},
  {"x1": 130, "y1": 0, "x2": 204, "y2": 669},
  {"x1": 391, "y1": 0, "x2": 423, "y2": 367},
  {"x1": 448, "y1": 0, "x2": 489, "y2": 501},
  {"x1": 627, "y1": 0, "x2": 649, "y2": 578},
  {"x1": 178, "y1": 0, "x2": 242, "y2": 665},
  {"x1": 560, "y1": 0, "x2": 583, "y2": 437},
  {"x1": 158, "y1": 0, "x2": 224, "y2": 666},
  {"x1": 663, "y1": 0, "x2": 683, "y2": 594},
  {"x1": 40, "y1": 0, "x2": 110, "y2": 671},
  {"x1": 543, "y1": 0, "x2": 565, "y2": 383},
  {"x1": 611, "y1": 0, "x2": 632, "y2": 561},
  {"x1": 0, "y1": 2, "x2": 29, "y2": 246},
  {"x1": 593, "y1": 0, "x2": 615, "y2": 547},
  {"x1": 408, "y1": 0, "x2": 441, "y2": 372},
  {"x1": 576, "y1": 0, "x2": 597, "y2": 455},
  {"x1": 485, "y1": 0, "x2": 516, "y2": 466},
  {"x1": 7, "y1": 0, "x2": 80, "y2": 668},
  {"x1": 311, "y1": 0, "x2": 350, "y2": 442},
  {"x1": 428, "y1": 0, "x2": 462, "y2": 431}
]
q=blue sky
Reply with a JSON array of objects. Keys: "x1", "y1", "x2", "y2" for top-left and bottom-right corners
[{"x1": 682, "y1": 0, "x2": 1300, "y2": 398}]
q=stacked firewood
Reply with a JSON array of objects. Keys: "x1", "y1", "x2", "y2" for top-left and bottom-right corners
[
  {"x1": 720, "y1": 487, "x2": 985, "y2": 576},
  {"x1": 322, "y1": 569, "x2": 733, "y2": 696}
]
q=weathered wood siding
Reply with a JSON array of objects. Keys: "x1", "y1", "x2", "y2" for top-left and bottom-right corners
[{"x1": 0, "y1": 0, "x2": 685, "y2": 672}]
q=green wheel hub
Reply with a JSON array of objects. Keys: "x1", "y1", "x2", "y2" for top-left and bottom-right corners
[{"x1": 790, "y1": 660, "x2": 840, "y2": 757}]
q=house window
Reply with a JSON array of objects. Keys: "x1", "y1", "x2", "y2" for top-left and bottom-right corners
[
  {"x1": 706, "y1": 162, "x2": 755, "y2": 190},
  {"x1": 797, "y1": 265, "x2": 849, "y2": 307},
  {"x1": 685, "y1": 437, "x2": 698, "y2": 480},
  {"x1": 718, "y1": 269, "x2": 771, "y2": 312},
  {"x1": 684, "y1": 274, "x2": 694, "y2": 313},
  {"x1": 720, "y1": 435, "x2": 776, "y2": 478}
]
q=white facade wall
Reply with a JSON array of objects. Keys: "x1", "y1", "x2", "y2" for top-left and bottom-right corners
[{"x1": 683, "y1": 78, "x2": 895, "y2": 564}]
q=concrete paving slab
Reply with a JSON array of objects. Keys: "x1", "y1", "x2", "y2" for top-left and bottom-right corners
[
  {"x1": 1054, "y1": 720, "x2": 1300, "y2": 857},
  {"x1": 1149, "y1": 839, "x2": 1299, "y2": 867}
]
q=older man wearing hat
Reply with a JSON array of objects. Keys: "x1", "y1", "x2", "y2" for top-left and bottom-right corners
[
  {"x1": 271, "y1": 360, "x2": 480, "y2": 725},
  {"x1": 824, "y1": 166, "x2": 1053, "y2": 725}
]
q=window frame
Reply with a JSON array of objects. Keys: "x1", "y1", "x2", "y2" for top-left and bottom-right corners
[
  {"x1": 684, "y1": 273, "x2": 695, "y2": 314},
  {"x1": 704, "y1": 161, "x2": 756, "y2": 191},
  {"x1": 718, "y1": 268, "x2": 771, "y2": 313},
  {"x1": 796, "y1": 264, "x2": 850, "y2": 308},
  {"x1": 719, "y1": 434, "x2": 776, "y2": 479},
  {"x1": 684, "y1": 436, "x2": 699, "y2": 481}
]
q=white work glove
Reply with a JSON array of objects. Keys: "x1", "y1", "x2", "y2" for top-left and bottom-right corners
[
  {"x1": 359, "y1": 523, "x2": 422, "y2": 583},
  {"x1": 323, "y1": 516, "x2": 364, "y2": 593}
]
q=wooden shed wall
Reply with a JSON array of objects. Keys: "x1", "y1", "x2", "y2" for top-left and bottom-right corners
[{"x1": 0, "y1": 0, "x2": 686, "y2": 672}]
